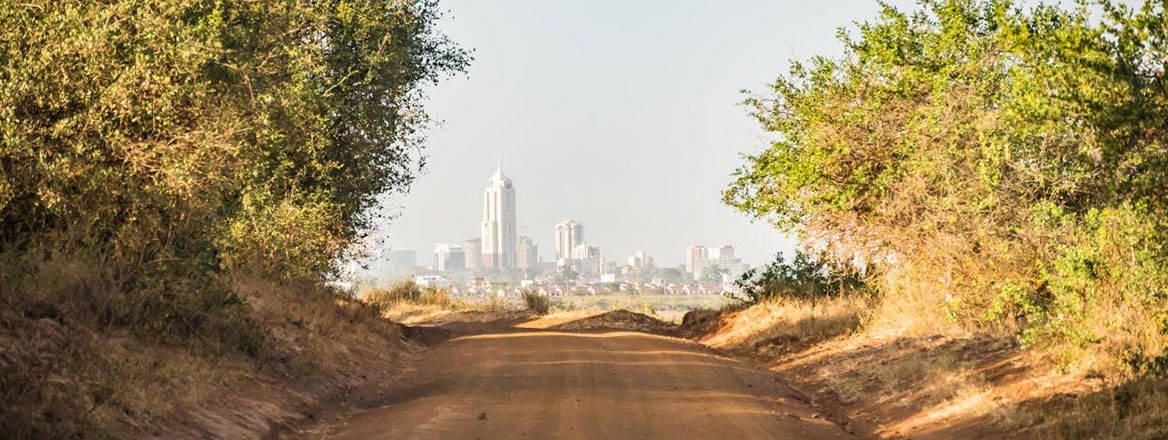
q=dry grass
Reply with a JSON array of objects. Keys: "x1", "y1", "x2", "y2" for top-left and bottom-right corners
[
  {"x1": 522, "y1": 290, "x2": 550, "y2": 315},
  {"x1": 1027, "y1": 376, "x2": 1168, "y2": 439},
  {"x1": 0, "y1": 248, "x2": 407, "y2": 439},
  {"x1": 697, "y1": 294, "x2": 873, "y2": 350},
  {"x1": 687, "y1": 291, "x2": 1168, "y2": 439},
  {"x1": 362, "y1": 280, "x2": 456, "y2": 310}
]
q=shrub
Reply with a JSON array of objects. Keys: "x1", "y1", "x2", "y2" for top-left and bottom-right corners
[
  {"x1": 0, "y1": 2, "x2": 466, "y2": 436},
  {"x1": 0, "y1": 0, "x2": 468, "y2": 320},
  {"x1": 364, "y1": 280, "x2": 454, "y2": 309},
  {"x1": 522, "y1": 290, "x2": 550, "y2": 315},
  {"x1": 735, "y1": 251, "x2": 869, "y2": 304},
  {"x1": 725, "y1": 0, "x2": 1168, "y2": 373}
]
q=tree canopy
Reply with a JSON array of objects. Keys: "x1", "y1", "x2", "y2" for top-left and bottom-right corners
[
  {"x1": 726, "y1": 0, "x2": 1168, "y2": 373},
  {"x1": 1, "y1": 0, "x2": 468, "y2": 279},
  {"x1": 0, "y1": 0, "x2": 468, "y2": 351}
]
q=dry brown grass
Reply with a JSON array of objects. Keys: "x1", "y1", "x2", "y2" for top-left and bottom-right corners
[
  {"x1": 687, "y1": 291, "x2": 1168, "y2": 439},
  {"x1": 362, "y1": 280, "x2": 456, "y2": 310},
  {"x1": 697, "y1": 294, "x2": 874, "y2": 350},
  {"x1": 522, "y1": 290, "x2": 550, "y2": 315},
  {"x1": 0, "y1": 253, "x2": 407, "y2": 439}
]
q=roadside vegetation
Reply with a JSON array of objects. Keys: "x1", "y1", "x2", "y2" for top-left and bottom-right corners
[
  {"x1": 721, "y1": 0, "x2": 1168, "y2": 437},
  {"x1": 522, "y1": 290, "x2": 551, "y2": 315},
  {"x1": 0, "y1": 0, "x2": 467, "y2": 437},
  {"x1": 365, "y1": 280, "x2": 457, "y2": 310}
]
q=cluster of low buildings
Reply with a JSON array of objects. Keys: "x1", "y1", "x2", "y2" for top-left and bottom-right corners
[{"x1": 430, "y1": 280, "x2": 744, "y2": 299}]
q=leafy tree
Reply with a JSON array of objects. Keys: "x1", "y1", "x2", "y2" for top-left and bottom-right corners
[
  {"x1": 658, "y1": 267, "x2": 686, "y2": 284},
  {"x1": 0, "y1": 0, "x2": 467, "y2": 342},
  {"x1": 0, "y1": 1, "x2": 468, "y2": 436},
  {"x1": 735, "y1": 251, "x2": 867, "y2": 303},
  {"x1": 557, "y1": 266, "x2": 579, "y2": 283},
  {"x1": 726, "y1": 0, "x2": 1168, "y2": 372},
  {"x1": 698, "y1": 265, "x2": 729, "y2": 284},
  {"x1": 522, "y1": 266, "x2": 543, "y2": 280}
]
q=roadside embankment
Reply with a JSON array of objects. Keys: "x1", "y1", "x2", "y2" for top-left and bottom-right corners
[
  {"x1": 679, "y1": 297, "x2": 1168, "y2": 439},
  {"x1": 0, "y1": 275, "x2": 424, "y2": 439}
]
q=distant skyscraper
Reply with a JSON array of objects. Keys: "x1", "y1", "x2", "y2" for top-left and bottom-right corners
[
  {"x1": 480, "y1": 162, "x2": 517, "y2": 270},
  {"x1": 685, "y1": 245, "x2": 708, "y2": 274},
  {"x1": 571, "y1": 242, "x2": 602, "y2": 276},
  {"x1": 555, "y1": 219, "x2": 583, "y2": 263},
  {"x1": 463, "y1": 238, "x2": 481, "y2": 271},
  {"x1": 517, "y1": 235, "x2": 538, "y2": 269},
  {"x1": 708, "y1": 245, "x2": 734, "y2": 260},
  {"x1": 433, "y1": 244, "x2": 466, "y2": 272},
  {"x1": 627, "y1": 250, "x2": 653, "y2": 269},
  {"x1": 387, "y1": 249, "x2": 417, "y2": 278}
]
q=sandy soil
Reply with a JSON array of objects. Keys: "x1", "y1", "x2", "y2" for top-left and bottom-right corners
[{"x1": 286, "y1": 320, "x2": 858, "y2": 439}]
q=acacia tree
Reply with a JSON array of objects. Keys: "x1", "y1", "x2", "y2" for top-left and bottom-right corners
[{"x1": 726, "y1": 0, "x2": 1168, "y2": 372}]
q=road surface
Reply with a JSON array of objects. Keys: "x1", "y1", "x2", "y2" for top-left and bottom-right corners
[{"x1": 293, "y1": 327, "x2": 856, "y2": 439}]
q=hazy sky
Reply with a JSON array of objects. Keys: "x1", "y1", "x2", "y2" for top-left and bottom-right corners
[{"x1": 376, "y1": 0, "x2": 925, "y2": 268}]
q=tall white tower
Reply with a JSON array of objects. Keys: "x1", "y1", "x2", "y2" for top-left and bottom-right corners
[
  {"x1": 555, "y1": 219, "x2": 583, "y2": 263},
  {"x1": 481, "y1": 161, "x2": 517, "y2": 269}
]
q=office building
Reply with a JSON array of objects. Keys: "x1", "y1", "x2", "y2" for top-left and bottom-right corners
[
  {"x1": 517, "y1": 235, "x2": 538, "y2": 269},
  {"x1": 464, "y1": 238, "x2": 481, "y2": 271},
  {"x1": 555, "y1": 219, "x2": 583, "y2": 263},
  {"x1": 433, "y1": 244, "x2": 466, "y2": 272},
  {"x1": 480, "y1": 162, "x2": 517, "y2": 269},
  {"x1": 387, "y1": 249, "x2": 417, "y2": 278}
]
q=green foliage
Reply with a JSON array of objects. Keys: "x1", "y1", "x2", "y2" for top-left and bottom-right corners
[
  {"x1": 734, "y1": 251, "x2": 869, "y2": 304},
  {"x1": 698, "y1": 265, "x2": 729, "y2": 284},
  {"x1": 557, "y1": 266, "x2": 579, "y2": 283},
  {"x1": 0, "y1": 3, "x2": 465, "y2": 433},
  {"x1": 657, "y1": 267, "x2": 687, "y2": 284},
  {"x1": 1, "y1": 0, "x2": 468, "y2": 278},
  {"x1": 727, "y1": 0, "x2": 1168, "y2": 374},
  {"x1": 522, "y1": 290, "x2": 550, "y2": 314},
  {"x1": 0, "y1": 0, "x2": 466, "y2": 321}
]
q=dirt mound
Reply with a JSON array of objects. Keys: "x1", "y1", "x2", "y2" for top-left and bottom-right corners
[
  {"x1": 677, "y1": 308, "x2": 725, "y2": 337},
  {"x1": 550, "y1": 310, "x2": 674, "y2": 333}
]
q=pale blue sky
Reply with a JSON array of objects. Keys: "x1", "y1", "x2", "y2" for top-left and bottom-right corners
[{"x1": 376, "y1": 0, "x2": 928, "y2": 267}]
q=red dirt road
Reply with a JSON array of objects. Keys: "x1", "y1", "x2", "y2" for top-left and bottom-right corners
[{"x1": 292, "y1": 328, "x2": 856, "y2": 439}]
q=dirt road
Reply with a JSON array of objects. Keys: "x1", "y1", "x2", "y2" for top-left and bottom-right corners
[{"x1": 292, "y1": 327, "x2": 856, "y2": 439}]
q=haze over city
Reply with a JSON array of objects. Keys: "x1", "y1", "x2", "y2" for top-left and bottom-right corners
[{"x1": 372, "y1": 0, "x2": 927, "y2": 269}]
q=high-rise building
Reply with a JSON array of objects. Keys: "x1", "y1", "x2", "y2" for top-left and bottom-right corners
[
  {"x1": 517, "y1": 236, "x2": 538, "y2": 269},
  {"x1": 387, "y1": 249, "x2": 417, "y2": 278},
  {"x1": 686, "y1": 244, "x2": 749, "y2": 281},
  {"x1": 708, "y1": 245, "x2": 734, "y2": 260},
  {"x1": 463, "y1": 238, "x2": 481, "y2": 271},
  {"x1": 555, "y1": 219, "x2": 583, "y2": 263},
  {"x1": 433, "y1": 244, "x2": 466, "y2": 272},
  {"x1": 685, "y1": 245, "x2": 708, "y2": 274},
  {"x1": 480, "y1": 162, "x2": 517, "y2": 270},
  {"x1": 571, "y1": 242, "x2": 602, "y2": 276},
  {"x1": 627, "y1": 250, "x2": 653, "y2": 268}
]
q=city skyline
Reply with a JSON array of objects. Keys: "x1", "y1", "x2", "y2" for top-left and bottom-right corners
[
  {"x1": 388, "y1": 162, "x2": 759, "y2": 272},
  {"x1": 371, "y1": 0, "x2": 886, "y2": 267}
]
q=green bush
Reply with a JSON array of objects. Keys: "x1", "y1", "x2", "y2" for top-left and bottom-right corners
[
  {"x1": 0, "y1": 0, "x2": 467, "y2": 326},
  {"x1": 0, "y1": 3, "x2": 466, "y2": 436},
  {"x1": 726, "y1": 0, "x2": 1168, "y2": 373},
  {"x1": 734, "y1": 251, "x2": 869, "y2": 304}
]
